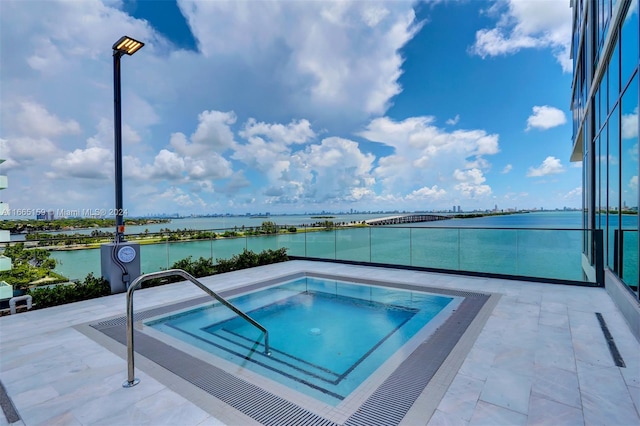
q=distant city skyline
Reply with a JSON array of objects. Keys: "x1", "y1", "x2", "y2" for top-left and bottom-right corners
[{"x1": 0, "y1": 0, "x2": 580, "y2": 217}]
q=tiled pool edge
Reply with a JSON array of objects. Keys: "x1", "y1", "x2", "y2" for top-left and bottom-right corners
[
  {"x1": 79, "y1": 273, "x2": 497, "y2": 425},
  {"x1": 399, "y1": 292, "x2": 500, "y2": 425}
]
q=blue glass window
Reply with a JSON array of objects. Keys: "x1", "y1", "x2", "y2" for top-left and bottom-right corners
[{"x1": 621, "y1": 0, "x2": 639, "y2": 88}]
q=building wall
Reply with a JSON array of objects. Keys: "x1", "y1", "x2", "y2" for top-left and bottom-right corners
[{"x1": 572, "y1": 0, "x2": 639, "y2": 303}]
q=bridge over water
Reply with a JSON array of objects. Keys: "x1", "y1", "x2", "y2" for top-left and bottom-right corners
[{"x1": 365, "y1": 214, "x2": 450, "y2": 226}]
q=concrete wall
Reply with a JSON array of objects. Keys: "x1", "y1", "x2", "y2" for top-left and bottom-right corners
[{"x1": 605, "y1": 269, "x2": 640, "y2": 343}]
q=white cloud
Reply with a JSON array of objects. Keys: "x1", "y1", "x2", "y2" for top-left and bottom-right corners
[
  {"x1": 406, "y1": 185, "x2": 447, "y2": 200},
  {"x1": 453, "y1": 168, "x2": 492, "y2": 197},
  {"x1": 563, "y1": 186, "x2": 582, "y2": 199},
  {"x1": 527, "y1": 156, "x2": 565, "y2": 177},
  {"x1": 141, "y1": 111, "x2": 235, "y2": 182},
  {"x1": 622, "y1": 107, "x2": 638, "y2": 139},
  {"x1": 526, "y1": 105, "x2": 567, "y2": 131},
  {"x1": 187, "y1": 110, "x2": 237, "y2": 154},
  {"x1": 502, "y1": 164, "x2": 512, "y2": 173},
  {"x1": 50, "y1": 147, "x2": 112, "y2": 179},
  {"x1": 471, "y1": 0, "x2": 572, "y2": 72},
  {"x1": 2, "y1": 137, "x2": 58, "y2": 165},
  {"x1": 177, "y1": 0, "x2": 421, "y2": 117},
  {"x1": 15, "y1": 100, "x2": 81, "y2": 138},
  {"x1": 446, "y1": 114, "x2": 460, "y2": 125},
  {"x1": 281, "y1": 136, "x2": 377, "y2": 204},
  {"x1": 359, "y1": 116, "x2": 499, "y2": 200},
  {"x1": 240, "y1": 118, "x2": 315, "y2": 145}
]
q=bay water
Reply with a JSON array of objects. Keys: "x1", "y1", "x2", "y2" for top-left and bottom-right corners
[{"x1": 49, "y1": 211, "x2": 593, "y2": 282}]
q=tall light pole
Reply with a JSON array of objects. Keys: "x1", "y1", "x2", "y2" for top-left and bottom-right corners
[
  {"x1": 112, "y1": 35, "x2": 144, "y2": 242},
  {"x1": 101, "y1": 36, "x2": 144, "y2": 295}
]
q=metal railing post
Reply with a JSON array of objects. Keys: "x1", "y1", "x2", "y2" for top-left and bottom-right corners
[
  {"x1": 594, "y1": 229, "x2": 604, "y2": 286},
  {"x1": 123, "y1": 269, "x2": 271, "y2": 388}
]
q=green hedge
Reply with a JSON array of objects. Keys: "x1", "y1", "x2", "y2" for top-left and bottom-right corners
[
  {"x1": 215, "y1": 248, "x2": 288, "y2": 273},
  {"x1": 22, "y1": 248, "x2": 289, "y2": 310},
  {"x1": 27, "y1": 273, "x2": 110, "y2": 309}
]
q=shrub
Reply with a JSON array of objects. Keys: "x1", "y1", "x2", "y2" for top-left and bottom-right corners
[
  {"x1": 215, "y1": 248, "x2": 288, "y2": 273},
  {"x1": 27, "y1": 273, "x2": 110, "y2": 309},
  {"x1": 171, "y1": 256, "x2": 216, "y2": 278}
]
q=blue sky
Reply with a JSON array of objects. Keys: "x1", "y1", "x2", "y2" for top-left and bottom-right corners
[{"x1": 0, "y1": 0, "x2": 580, "y2": 217}]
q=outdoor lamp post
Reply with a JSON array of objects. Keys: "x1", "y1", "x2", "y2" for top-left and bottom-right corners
[
  {"x1": 101, "y1": 36, "x2": 144, "y2": 295},
  {"x1": 112, "y1": 35, "x2": 144, "y2": 242}
]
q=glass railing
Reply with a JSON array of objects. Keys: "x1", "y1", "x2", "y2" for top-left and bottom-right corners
[
  {"x1": 621, "y1": 229, "x2": 639, "y2": 293},
  {"x1": 25, "y1": 225, "x2": 599, "y2": 284}
]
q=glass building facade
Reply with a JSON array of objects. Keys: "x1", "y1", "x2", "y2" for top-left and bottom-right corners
[{"x1": 571, "y1": 0, "x2": 639, "y2": 304}]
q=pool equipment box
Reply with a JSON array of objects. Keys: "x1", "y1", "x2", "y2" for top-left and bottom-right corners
[{"x1": 100, "y1": 242, "x2": 141, "y2": 293}]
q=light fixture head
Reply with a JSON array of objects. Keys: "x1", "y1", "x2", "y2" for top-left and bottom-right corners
[{"x1": 113, "y1": 36, "x2": 144, "y2": 55}]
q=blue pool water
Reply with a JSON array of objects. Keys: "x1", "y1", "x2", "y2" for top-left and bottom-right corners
[{"x1": 145, "y1": 276, "x2": 457, "y2": 405}]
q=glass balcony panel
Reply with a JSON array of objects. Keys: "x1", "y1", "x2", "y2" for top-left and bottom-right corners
[
  {"x1": 516, "y1": 229, "x2": 585, "y2": 281},
  {"x1": 371, "y1": 228, "x2": 410, "y2": 265},
  {"x1": 167, "y1": 240, "x2": 214, "y2": 268},
  {"x1": 622, "y1": 229, "x2": 639, "y2": 293},
  {"x1": 212, "y1": 237, "x2": 247, "y2": 263},
  {"x1": 276, "y1": 231, "x2": 306, "y2": 256},
  {"x1": 305, "y1": 230, "x2": 336, "y2": 259},
  {"x1": 246, "y1": 234, "x2": 278, "y2": 253},
  {"x1": 459, "y1": 229, "x2": 518, "y2": 275},
  {"x1": 51, "y1": 248, "x2": 101, "y2": 281},
  {"x1": 410, "y1": 228, "x2": 460, "y2": 270},
  {"x1": 336, "y1": 228, "x2": 371, "y2": 262},
  {"x1": 139, "y1": 242, "x2": 170, "y2": 273}
]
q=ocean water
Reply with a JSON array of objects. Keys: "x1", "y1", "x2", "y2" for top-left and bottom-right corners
[{"x1": 49, "y1": 211, "x2": 595, "y2": 282}]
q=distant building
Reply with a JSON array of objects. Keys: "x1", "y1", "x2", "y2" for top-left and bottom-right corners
[{"x1": 570, "y1": 0, "x2": 638, "y2": 308}]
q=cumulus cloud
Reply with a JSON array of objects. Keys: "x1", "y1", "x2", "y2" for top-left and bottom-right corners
[
  {"x1": 240, "y1": 118, "x2": 315, "y2": 145},
  {"x1": 359, "y1": 116, "x2": 499, "y2": 202},
  {"x1": 177, "y1": 0, "x2": 421, "y2": 118},
  {"x1": 453, "y1": 168, "x2": 492, "y2": 197},
  {"x1": 527, "y1": 156, "x2": 565, "y2": 177},
  {"x1": 470, "y1": 0, "x2": 572, "y2": 72},
  {"x1": 50, "y1": 147, "x2": 111, "y2": 179},
  {"x1": 257, "y1": 136, "x2": 377, "y2": 205},
  {"x1": 622, "y1": 107, "x2": 638, "y2": 139},
  {"x1": 563, "y1": 186, "x2": 582, "y2": 199},
  {"x1": 502, "y1": 164, "x2": 513, "y2": 173},
  {"x1": 15, "y1": 100, "x2": 81, "y2": 138},
  {"x1": 526, "y1": 105, "x2": 567, "y2": 131},
  {"x1": 406, "y1": 185, "x2": 447, "y2": 200},
  {"x1": 140, "y1": 111, "x2": 235, "y2": 182}
]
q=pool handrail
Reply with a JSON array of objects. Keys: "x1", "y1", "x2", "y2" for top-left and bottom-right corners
[{"x1": 123, "y1": 268, "x2": 270, "y2": 388}]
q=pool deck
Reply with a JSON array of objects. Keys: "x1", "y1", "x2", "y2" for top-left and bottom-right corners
[{"x1": 0, "y1": 260, "x2": 638, "y2": 425}]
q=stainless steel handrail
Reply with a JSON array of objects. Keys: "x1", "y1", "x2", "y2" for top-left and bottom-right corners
[{"x1": 123, "y1": 269, "x2": 270, "y2": 388}]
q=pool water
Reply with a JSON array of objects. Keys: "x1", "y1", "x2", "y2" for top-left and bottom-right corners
[{"x1": 145, "y1": 276, "x2": 458, "y2": 405}]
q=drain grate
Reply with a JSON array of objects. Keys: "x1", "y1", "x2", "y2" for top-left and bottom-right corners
[
  {"x1": 344, "y1": 295, "x2": 482, "y2": 426},
  {"x1": 595, "y1": 312, "x2": 626, "y2": 368}
]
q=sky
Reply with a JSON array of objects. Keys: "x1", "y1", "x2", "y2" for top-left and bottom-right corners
[{"x1": 0, "y1": 0, "x2": 581, "y2": 217}]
